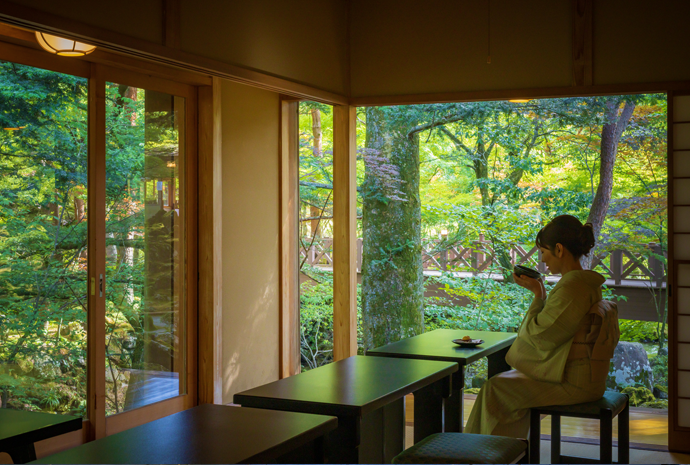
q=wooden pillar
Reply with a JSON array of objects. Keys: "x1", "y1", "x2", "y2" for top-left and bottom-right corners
[
  {"x1": 332, "y1": 105, "x2": 358, "y2": 361},
  {"x1": 198, "y1": 77, "x2": 222, "y2": 403},
  {"x1": 87, "y1": 64, "x2": 106, "y2": 440},
  {"x1": 279, "y1": 97, "x2": 301, "y2": 377},
  {"x1": 572, "y1": 0, "x2": 593, "y2": 86}
]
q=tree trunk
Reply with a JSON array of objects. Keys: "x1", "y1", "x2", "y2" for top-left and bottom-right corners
[
  {"x1": 473, "y1": 140, "x2": 491, "y2": 206},
  {"x1": 310, "y1": 108, "x2": 323, "y2": 237},
  {"x1": 361, "y1": 107, "x2": 424, "y2": 351},
  {"x1": 584, "y1": 99, "x2": 635, "y2": 267}
]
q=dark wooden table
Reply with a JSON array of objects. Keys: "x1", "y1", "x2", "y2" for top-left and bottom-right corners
[
  {"x1": 366, "y1": 329, "x2": 517, "y2": 435},
  {"x1": 234, "y1": 355, "x2": 457, "y2": 464},
  {"x1": 30, "y1": 404, "x2": 337, "y2": 464},
  {"x1": 0, "y1": 409, "x2": 82, "y2": 464}
]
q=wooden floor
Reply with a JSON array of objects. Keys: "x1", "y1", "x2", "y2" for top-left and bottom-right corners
[{"x1": 405, "y1": 393, "x2": 669, "y2": 447}]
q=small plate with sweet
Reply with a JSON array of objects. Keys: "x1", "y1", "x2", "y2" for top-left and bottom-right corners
[{"x1": 452, "y1": 335, "x2": 484, "y2": 348}]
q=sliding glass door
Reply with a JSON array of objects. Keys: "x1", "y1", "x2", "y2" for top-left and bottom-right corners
[{"x1": 0, "y1": 53, "x2": 197, "y2": 437}]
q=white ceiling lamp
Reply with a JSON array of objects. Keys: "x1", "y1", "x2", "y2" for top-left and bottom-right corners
[{"x1": 35, "y1": 31, "x2": 96, "y2": 57}]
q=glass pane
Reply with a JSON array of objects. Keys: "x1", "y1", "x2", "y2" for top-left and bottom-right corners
[
  {"x1": 0, "y1": 60, "x2": 88, "y2": 416},
  {"x1": 105, "y1": 83, "x2": 185, "y2": 415},
  {"x1": 298, "y1": 102, "x2": 336, "y2": 371}
]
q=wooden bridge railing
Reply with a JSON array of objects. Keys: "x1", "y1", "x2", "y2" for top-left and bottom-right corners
[{"x1": 299, "y1": 236, "x2": 667, "y2": 287}]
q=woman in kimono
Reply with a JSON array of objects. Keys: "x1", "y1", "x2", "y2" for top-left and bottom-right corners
[{"x1": 464, "y1": 214, "x2": 615, "y2": 438}]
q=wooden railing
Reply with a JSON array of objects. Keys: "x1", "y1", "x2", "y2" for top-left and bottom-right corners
[{"x1": 299, "y1": 236, "x2": 667, "y2": 286}]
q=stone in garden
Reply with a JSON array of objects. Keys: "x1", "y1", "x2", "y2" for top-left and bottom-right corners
[
  {"x1": 653, "y1": 384, "x2": 668, "y2": 400},
  {"x1": 607, "y1": 341, "x2": 654, "y2": 391},
  {"x1": 658, "y1": 346, "x2": 668, "y2": 357}
]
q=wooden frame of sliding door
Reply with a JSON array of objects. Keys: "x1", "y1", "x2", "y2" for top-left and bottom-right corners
[{"x1": 93, "y1": 65, "x2": 199, "y2": 436}]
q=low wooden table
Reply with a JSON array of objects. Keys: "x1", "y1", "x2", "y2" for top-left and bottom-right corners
[
  {"x1": 234, "y1": 355, "x2": 458, "y2": 464},
  {"x1": 30, "y1": 404, "x2": 337, "y2": 464},
  {"x1": 0, "y1": 409, "x2": 82, "y2": 464},
  {"x1": 366, "y1": 329, "x2": 517, "y2": 435}
]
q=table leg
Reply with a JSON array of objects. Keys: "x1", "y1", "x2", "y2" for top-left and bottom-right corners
[
  {"x1": 360, "y1": 406, "x2": 384, "y2": 464},
  {"x1": 5, "y1": 443, "x2": 37, "y2": 464},
  {"x1": 325, "y1": 416, "x2": 360, "y2": 464},
  {"x1": 358, "y1": 398, "x2": 405, "y2": 464},
  {"x1": 277, "y1": 436, "x2": 325, "y2": 464},
  {"x1": 443, "y1": 368, "x2": 464, "y2": 433},
  {"x1": 382, "y1": 397, "x2": 405, "y2": 463},
  {"x1": 487, "y1": 345, "x2": 512, "y2": 378},
  {"x1": 413, "y1": 376, "x2": 450, "y2": 444}
]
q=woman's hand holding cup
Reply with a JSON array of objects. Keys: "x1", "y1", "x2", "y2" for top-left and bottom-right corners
[{"x1": 513, "y1": 273, "x2": 546, "y2": 300}]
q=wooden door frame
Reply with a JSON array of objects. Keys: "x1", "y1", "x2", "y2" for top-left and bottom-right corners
[
  {"x1": 669, "y1": 90, "x2": 690, "y2": 451},
  {"x1": 279, "y1": 97, "x2": 301, "y2": 378},
  {"x1": 198, "y1": 77, "x2": 223, "y2": 402}
]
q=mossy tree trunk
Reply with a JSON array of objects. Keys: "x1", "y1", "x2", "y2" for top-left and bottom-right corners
[{"x1": 361, "y1": 107, "x2": 424, "y2": 351}]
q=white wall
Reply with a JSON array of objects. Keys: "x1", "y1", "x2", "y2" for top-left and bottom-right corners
[{"x1": 219, "y1": 79, "x2": 280, "y2": 403}]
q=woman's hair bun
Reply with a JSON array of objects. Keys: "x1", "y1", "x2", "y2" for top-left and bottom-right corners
[
  {"x1": 536, "y1": 215, "x2": 596, "y2": 258},
  {"x1": 579, "y1": 222, "x2": 595, "y2": 256}
]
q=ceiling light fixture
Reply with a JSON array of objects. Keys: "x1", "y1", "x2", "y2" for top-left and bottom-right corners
[
  {"x1": 35, "y1": 31, "x2": 96, "y2": 56},
  {"x1": 508, "y1": 99, "x2": 532, "y2": 103}
]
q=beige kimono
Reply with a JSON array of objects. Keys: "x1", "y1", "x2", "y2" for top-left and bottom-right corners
[{"x1": 464, "y1": 270, "x2": 618, "y2": 438}]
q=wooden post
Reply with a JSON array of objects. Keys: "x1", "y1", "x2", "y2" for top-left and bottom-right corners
[
  {"x1": 572, "y1": 0, "x2": 593, "y2": 86},
  {"x1": 611, "y1": 249, "x2": 623, "y2": 285},
  {"x1": 332, "y1": 105, "x2": 357, "y2": 361},
  {"x1": 198, "y1": 77, "x2": 223, "y2": 403},
  {"x1": 87, "y1": 64, "x2": 106, "y2": 440},
  {"x1": 537, "y1": 248, "x2": 548, "y2": 274},
  {"x1": 279, "y1": 97, "x2": 301, "y2": 378},
  {"x1": 649, "y1": 243, "x2": 664, "y2": 288}
]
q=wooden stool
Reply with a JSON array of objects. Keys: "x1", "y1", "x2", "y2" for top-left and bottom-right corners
[
  {"x1": 392, "y1": 433, "x2": 528, "y2": 464},
  {"x1": 529, "y1": 391, "x2": 629, "y2": 464}
]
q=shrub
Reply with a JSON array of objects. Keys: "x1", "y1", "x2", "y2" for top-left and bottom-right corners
[
  {"x1": 621, "y1": 386, "x2": 656, "y2": 407},
  {"x1": 619, "y1": 319, "x2": 666, "y2": 343}
]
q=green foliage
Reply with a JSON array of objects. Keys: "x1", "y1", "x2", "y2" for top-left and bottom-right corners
[
  {"x1": 299, "y1": 267, "x2": 363, "y2": 371},
  {"x1": 425, "y1": 273, "x2": 541, "y2": 332},
  {"x1": 619, "y1": 319, "x2": 666, "y2": 343},
  {"x1": 651, "y1": 355, "x2": 668, "y2": 388},
  {"x1": 0, "y1": 60, "x2": 88, "y2": 414},
  {"x1": 642, "y1": 399, "x2": 668, "y2": 409},
  {"x1": 621, "y1": 386, "x2": 656, "y2": 407}
]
